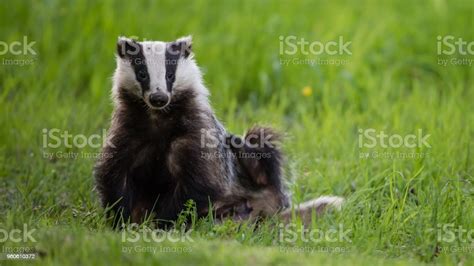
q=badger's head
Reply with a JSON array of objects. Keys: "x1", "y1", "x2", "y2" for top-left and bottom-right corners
[{"x1": 113, "y1": 36, "x2": 207, "y2": 110}]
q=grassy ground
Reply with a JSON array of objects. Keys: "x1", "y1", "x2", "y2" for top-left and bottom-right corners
[{"x1": 1, "y1": 0, "x2": 473, "y2": 265}]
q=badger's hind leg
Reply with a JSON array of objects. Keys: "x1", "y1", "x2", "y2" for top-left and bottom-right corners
[{"x1": 224, "y1": 127, "x2": 290, "y2": 220}]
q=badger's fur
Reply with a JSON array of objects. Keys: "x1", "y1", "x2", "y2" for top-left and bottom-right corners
[{"x1": 94, "y1": 36, "x2": 290, "y2": 227}]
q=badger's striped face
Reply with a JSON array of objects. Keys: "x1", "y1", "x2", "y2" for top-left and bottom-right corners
[{"x1": 113, "y1": 36, "x2": 205, "y2": 110}]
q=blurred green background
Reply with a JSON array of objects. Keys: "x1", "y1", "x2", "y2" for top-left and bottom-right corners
[{"x1": 0, "y1": 0, "x2": 473, "y2": 265}]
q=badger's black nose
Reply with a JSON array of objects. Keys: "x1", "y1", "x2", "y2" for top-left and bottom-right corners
[{"x1": 148, "y1": 92, "x2": 169, "y2": 108}]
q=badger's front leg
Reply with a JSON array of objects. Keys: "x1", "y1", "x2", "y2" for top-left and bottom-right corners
[
  {"x1": 94, "y1": 141, "x2": 134, "y2": 227},
  {"x1": 164, "y1": 136, "x2": 225, "y2": 218}
]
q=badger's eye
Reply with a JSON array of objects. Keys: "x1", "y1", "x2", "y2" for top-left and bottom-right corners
[
  {"x1": 137, "y1": 70, "x2": 148, "y2": 81},
  {"x1": 166, "y1": 73, "x2": 174, "y2": 81}
]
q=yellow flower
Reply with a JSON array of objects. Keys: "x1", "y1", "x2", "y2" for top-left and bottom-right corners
[{"x1": 302, "y1": 86, "x2": 313, "y2": 97}]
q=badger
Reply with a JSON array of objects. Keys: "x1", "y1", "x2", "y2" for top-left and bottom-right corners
[
  {"x1": 94, "y1": 36, "x2": 290, "y2": 227},
  {"x1": 94, "y1": 36, "x2": 343, "y2": 227}
]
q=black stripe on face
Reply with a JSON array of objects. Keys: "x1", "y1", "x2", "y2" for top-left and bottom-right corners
[
  {"x1": 130, "y1": 43, "x2": 150, "y2": 93},
  {"x1": 165, "y1": 42, "x2": 182, "y2": 93},
  {"x1": 117, "y1": 39, "x2": 150, "y2": 93}
]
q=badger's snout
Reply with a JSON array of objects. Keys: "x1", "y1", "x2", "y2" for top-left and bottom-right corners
[{"x1": 148, "y1": 91, "x2": 170, "y2": 109}]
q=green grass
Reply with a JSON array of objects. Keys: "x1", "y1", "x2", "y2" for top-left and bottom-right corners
[{"x1": 1, "y1": 0, "x2": 473, "y2": 265}]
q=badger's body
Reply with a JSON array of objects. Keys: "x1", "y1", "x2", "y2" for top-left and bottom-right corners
[{"x1": 94, "y1": 36, "x2": 289, "y2": 226}]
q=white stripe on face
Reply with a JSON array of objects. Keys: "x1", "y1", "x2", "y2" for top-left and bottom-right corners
[{"x1": 141, "y1": 41, "x2": 168, "y2": 96}]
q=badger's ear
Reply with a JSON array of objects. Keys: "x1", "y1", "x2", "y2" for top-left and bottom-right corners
[
  {"x1": 176, "y1": 35, "x2": 192, "y2": 58},
  {"x1": 117, "y1": 37, "x2": 140, "y2": 58}
]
